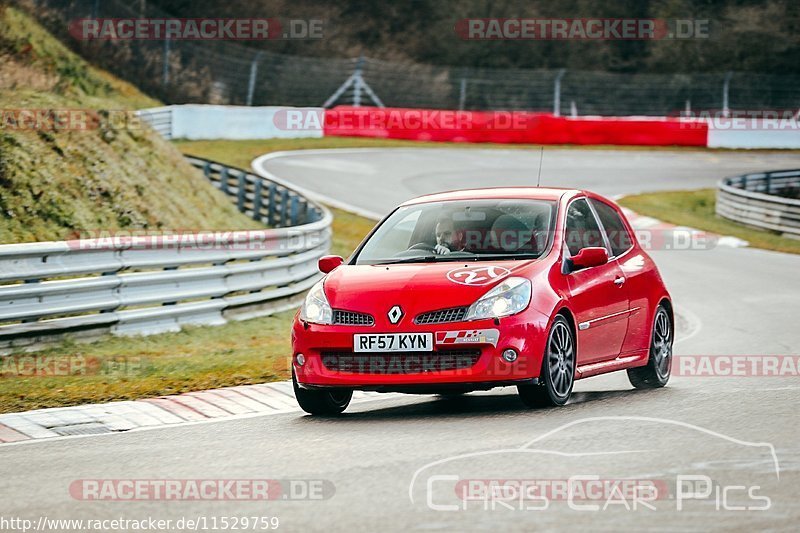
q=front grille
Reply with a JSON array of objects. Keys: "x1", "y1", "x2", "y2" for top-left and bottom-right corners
[
  {"x1": 320, "y1": 349, "x2": 481, "y2": 374},
  {"x1": 414, "y1": 306, "x2": 468, "y2": 325},
  {"x1": 332, "y1": 310, "x2": 375, "y2": 326}
]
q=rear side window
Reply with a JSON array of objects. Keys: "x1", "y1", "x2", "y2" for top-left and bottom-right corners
[
  {"x1": 565, "y1": 199, "x2": 605, "y2": 256},
  {"x1": 591, "y1": 199, "x2": 633, "y2": 257}
]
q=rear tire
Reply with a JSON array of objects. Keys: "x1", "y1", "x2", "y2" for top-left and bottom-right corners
[
  {"x1": 627, "y1": 305, "x2": 673, "y2": 389},
  {"x1": 293, "y1": 369, "x2": 352, "y2": 415},
  {"x1": 518, "y1": 315, "x2": 575, "y2": 408}
]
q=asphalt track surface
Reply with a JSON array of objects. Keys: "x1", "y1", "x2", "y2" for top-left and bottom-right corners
[{"x1": 2, "y1": 148, "x2": 800, "y2": 532}]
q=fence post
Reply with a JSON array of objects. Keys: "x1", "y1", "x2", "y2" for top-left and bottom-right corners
[
  {"x1": 246, "y1": 52, "x2": 263, "y2": 106},
  {"x1": 162, "y1": 33, "x2": 171, "y2": 86},
  {"x1": 722, "y1": 71, "x2": 733, "y2": 118},
  {"x1": 353, "y1": 55, "x2": 365, "y2": 107},
  {"x1": 553, "y1": 69, "x2": 566, "y2": 116},
  {"x1": 459, "y1": 77, "x2": 467, "y2": 110}
]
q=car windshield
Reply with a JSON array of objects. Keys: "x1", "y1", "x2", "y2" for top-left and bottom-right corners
[{"x1": 354, "y1": 199, "x2": 557, "y2": 265}]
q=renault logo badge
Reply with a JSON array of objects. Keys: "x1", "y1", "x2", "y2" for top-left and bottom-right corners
[{"x1": 387, "y1": 305, "x2": 404, "y2": 324}]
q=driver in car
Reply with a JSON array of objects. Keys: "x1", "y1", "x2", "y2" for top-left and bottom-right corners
[{"x1": 433, "y1": 214, "x2": 462, "y2": 255}]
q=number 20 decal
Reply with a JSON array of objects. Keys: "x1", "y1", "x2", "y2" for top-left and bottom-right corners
[{"x1": 446, "y1": 265, "x2": 511, "y2": 286}]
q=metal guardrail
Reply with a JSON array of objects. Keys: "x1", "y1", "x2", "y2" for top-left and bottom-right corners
[
  {"x1": 187, "y1": 156, "x2": 325, "y2": 227},
  {"x1": 137, "y1": 107, "x2": 173, "y2": 139},
  {"x1": 717, "y1": 170, "x2": 800, "y2": 237},
  {"x1": 0, "y1": 159, "x2": 331, "y2": 352}
]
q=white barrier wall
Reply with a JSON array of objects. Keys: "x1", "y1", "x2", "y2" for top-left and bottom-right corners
[
  {"x1": 138, "y1": 105, "x2": 800, "y2": 148},
  {"x1": 708, "y1": 125, "x2": 800, "y2": 149},
  {"x1": 168, "y1": 105, "x2": 324, "y2": 140}
]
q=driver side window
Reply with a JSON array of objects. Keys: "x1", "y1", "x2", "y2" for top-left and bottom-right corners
[{"x1": 565, "y1": 199, "x2": 605, "y2": 256}]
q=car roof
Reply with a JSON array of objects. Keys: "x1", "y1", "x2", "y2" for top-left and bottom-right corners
[{"x1": 401, "y1": 187, "x2": 584, "y2": 206}]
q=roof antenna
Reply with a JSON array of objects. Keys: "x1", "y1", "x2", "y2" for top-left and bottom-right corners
[{"x1": 536, "y1": 146, "x2": 544, "y2": 187}]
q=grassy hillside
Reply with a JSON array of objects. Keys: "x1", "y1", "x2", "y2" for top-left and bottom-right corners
[{"x1": 0, "y1": 6, "x2": 261, "y2": 244}]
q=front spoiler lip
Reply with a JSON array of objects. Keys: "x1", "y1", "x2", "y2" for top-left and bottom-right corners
[{"x1": 297, "y1": 377, "x2": 539, "y2": 394}]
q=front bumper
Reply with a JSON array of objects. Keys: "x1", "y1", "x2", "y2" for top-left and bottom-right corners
[{"x1": 291, "y1": 310, "x2": 550, "y2": 390}]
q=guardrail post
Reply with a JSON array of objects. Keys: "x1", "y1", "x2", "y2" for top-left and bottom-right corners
[
  {"x1": 290, "y1": 195, "x2": 299, "y2": 226},
  {"x1": 267, "y1": 184, "x2": 276, "y2": 226},
  {"x1": 236, "y1": 173, "x2": 246, "y2": 212},
  {"x1": 280, "y1": 190, "x2": 290, "y2": 227},
  {"x1": 459, "y1": 77, "x2": 467, "y2": 111},
  {"x1": 764, "y1": 172, "x2": 772, "y2": 194},
  {"x1": 219, "y1": 167, "x2": 229, "y2": 194},
  {"x1": 203, "y1": 162, "x2": 211, "y2": 179},
  {"x1": 252, "y1": 180, "x2": 263, "y2": 221},
  {"x1": 298, "y1": 199, "x2": 308, "y2": 224}
]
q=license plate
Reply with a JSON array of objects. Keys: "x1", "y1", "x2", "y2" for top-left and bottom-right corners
[{"x1": 353, "y1": 333, "x2": 433, "y2": 352}]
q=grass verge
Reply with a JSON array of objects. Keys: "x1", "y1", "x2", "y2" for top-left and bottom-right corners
[{"x1": 618, "y1": 189, "x2": 800, "y2": 255}]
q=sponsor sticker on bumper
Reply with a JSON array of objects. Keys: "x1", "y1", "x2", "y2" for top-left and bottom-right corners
[{"x1": 435, "y1": 329, "x2": 500, "y2": 347}]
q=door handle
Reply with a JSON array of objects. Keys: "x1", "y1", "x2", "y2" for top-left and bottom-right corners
[{"x1": 614, "y1": 276, "x2": 626, "y2": 286}]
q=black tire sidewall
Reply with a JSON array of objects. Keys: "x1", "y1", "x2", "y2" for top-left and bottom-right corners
[
  {"x1": 650, "y1": 306, "x2": 673, "y2": 386},
  {"x1": 541, "y1": 315, "x2": 574, "y2": 406}
]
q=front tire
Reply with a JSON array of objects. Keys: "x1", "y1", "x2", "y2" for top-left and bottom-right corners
[
  {"x1": 518, "y1": 315, "x2": 575, "y2": 407},
  {"x1": 293, "y1": 369, "x2": 352, "y2": 415},
  {"x1": 627, "y1": 305, "x2": 673, "y2": 389}
]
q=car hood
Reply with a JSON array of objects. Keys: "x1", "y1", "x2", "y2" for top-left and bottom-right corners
[{"x1": 323, "y1": 260, "x2": 542, "y2": 324}]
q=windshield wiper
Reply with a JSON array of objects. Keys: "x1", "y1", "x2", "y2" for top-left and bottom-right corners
[
  {"x1": 374, "y1": 252, "x2": 540, "y2": 265},
  {"x1": 375, "y1": 255, "x2": 439, "y2": 265},
  {"x1": 470, "y1": 253, "x2": 541, "y2": 261}
]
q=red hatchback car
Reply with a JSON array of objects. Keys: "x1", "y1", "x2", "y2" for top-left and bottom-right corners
[{"x1": 291, "y1": 187, "x2": 673, "y2": 415}]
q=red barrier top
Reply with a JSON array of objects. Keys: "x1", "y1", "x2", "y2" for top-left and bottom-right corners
[{"x1": 324, "y1": 106, "x2": 708, "y2": 146}]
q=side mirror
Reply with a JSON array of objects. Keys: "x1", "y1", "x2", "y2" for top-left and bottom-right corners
[
  {"x1": 318, "y1": 255, "x2": 344, "y2": 274},
  {"x1": 570, "y1": 247, "x2": 608, "y2": 270}
]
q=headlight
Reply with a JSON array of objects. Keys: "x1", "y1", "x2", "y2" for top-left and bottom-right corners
[
  {"x1": 300, "y1": 279, "x2": 333, "y2": 325},
  {"x1": 464, "y1": 277, "x2": 531, "y2": 320}
]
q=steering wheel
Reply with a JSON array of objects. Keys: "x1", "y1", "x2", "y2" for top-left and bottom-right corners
[{"x1": 407, "y1": 242, "x2": 435, "y2": 252}]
